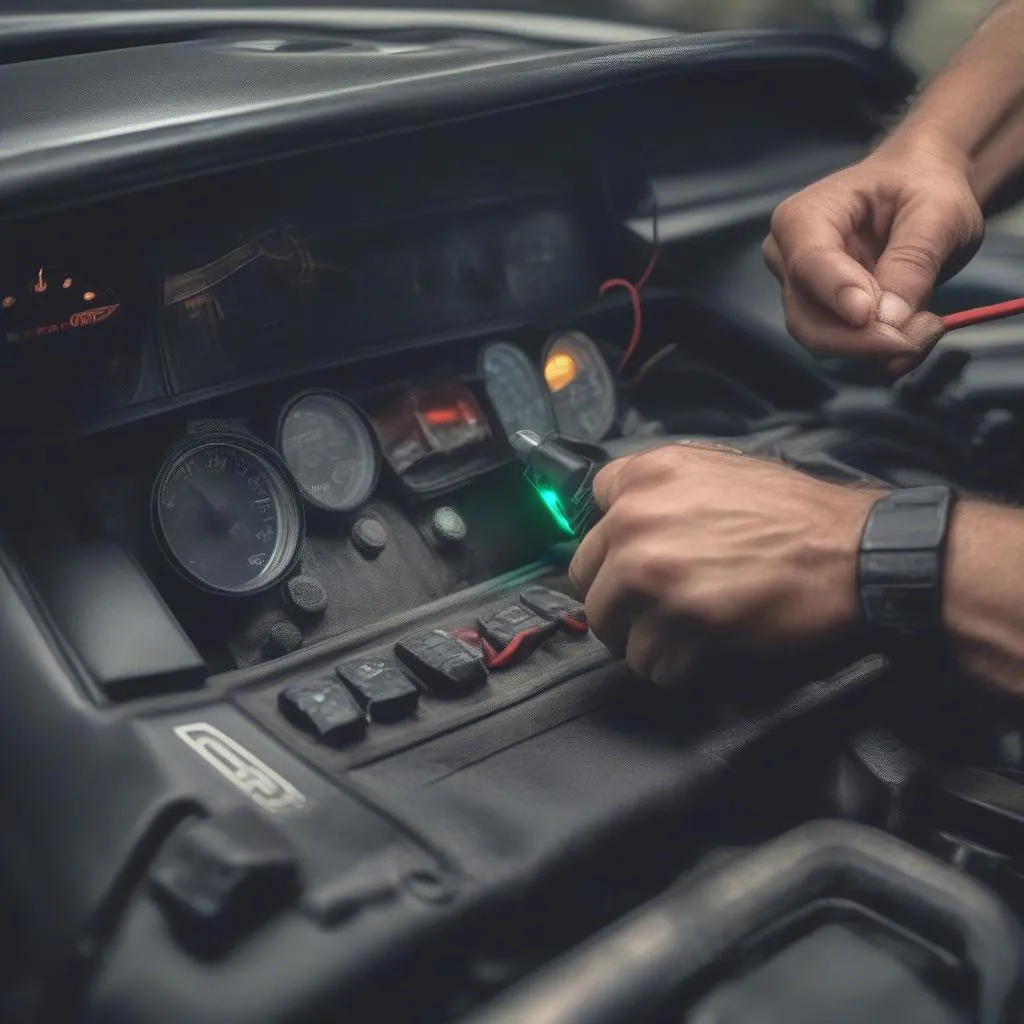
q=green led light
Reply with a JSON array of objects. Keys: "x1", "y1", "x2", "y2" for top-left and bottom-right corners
[{"x1": 537, "y1": 487, "x2": 575, "y2": 536}]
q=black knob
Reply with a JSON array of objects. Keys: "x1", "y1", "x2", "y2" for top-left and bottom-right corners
[
  {"x1": 431, "y1": 506, "x2": 467, "y2": 544},
  {"x1": 266, "y1": 620, "x2": 303, "y2": 658},
  {"x1": 352, "y1": 516, "x2": 389, "y2": 558},
  {"x1": 284, "y1": 574, "x2": 328, "y2": 618}
]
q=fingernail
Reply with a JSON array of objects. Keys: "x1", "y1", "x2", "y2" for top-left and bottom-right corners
[
  {"x1": 877, "y1": 291, "x2": 913, "y2": 328},
  {"x1": 837, "y1": 286, "x2": 873, "y2": 327}
]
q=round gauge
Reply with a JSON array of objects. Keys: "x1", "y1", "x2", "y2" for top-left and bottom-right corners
[
  {"x1": 277, "y1": 391, "x2": 380, "y2": 512},
  {"x1": 543, "y1": 330, "x2": 617, "y2": 442},
  {"x1": 152, "y1": 435, "x2": 304, "y2": 596},
  {"x1": 479, "y1": 340, "x2": 556, "y2": 438}
]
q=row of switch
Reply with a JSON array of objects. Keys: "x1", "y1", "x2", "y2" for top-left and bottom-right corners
[{"x1": 276, "y1": 586, "x2": 587, "y2": 748}]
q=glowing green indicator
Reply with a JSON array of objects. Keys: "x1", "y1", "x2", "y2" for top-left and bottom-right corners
[{"x1": 537, "y1": 486, "x2": 575, "y2": 536}]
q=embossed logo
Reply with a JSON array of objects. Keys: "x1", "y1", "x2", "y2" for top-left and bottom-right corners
[{"x1": 174, "y1": 722, "x2": 307, "y2": 813}]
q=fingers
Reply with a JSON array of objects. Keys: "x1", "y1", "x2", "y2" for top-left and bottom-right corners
[
  {"x1": 778, "y1": 278, "x2": 943, "y2": 358},
  {"x1": 582, "y1": 557, "x2": 638, "y2": 656},
  {"x1": 624, "y1": 610, "x2": 698, "y2": 689},
  {"x1": 874, "y1": 195, "x2": 979, "y2": 312},
  {"x1": 568, "y1": 519, "x2": 608, "y2": 596},
  {"x1": 767, "y1": 202, "x2": 879, "y2": 328}
]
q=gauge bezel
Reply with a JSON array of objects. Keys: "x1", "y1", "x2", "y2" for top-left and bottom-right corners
[
  {"x1": 275, "y1": 389, "x2": 381, "y2": 514},
  {"x1": 477, "y1": 339, "x2": 557, "y2": 439},
  {"x1": 151, "y1": 432, "x2": 305, "y2": 597},
  {"x1": 543, "y1": 329, "x2": 618, "y2": 443}
]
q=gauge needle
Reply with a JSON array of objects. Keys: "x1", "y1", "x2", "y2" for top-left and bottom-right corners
[{"x1": 185, "y1": 480, "x2": 237, "y2": 534}]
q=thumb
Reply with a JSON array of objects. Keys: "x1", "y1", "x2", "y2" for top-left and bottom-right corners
[{"x1": 873, "y1": 202, "x2": 963, "y2": 315}]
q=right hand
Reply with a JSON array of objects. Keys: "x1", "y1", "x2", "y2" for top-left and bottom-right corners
[{"x1": 764, "y1": 136, "x2": 985, "y2": 372}]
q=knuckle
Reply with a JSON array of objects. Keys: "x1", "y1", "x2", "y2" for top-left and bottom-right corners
[
  {"x1": 884, "y1": 242, "x2": 941, "y2": 277},
  {"x1": 615, "y1": 547, "x2": 665, "y2": 598},
  {"x1": 769, "y1": 197, "x2": 798, "y2": 238}
]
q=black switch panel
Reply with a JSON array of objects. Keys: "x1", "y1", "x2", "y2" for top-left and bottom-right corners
[
  {"x1": 519, "y1": 585, "x2": 588, "y2": 632},
  {"x1": 336, "y1": 657, "x2": 420, "y2": 722},
  {"x1": 395, "y1": 629, "x2": 486, "y2": 695},
  {"x1": 477, "y1": 603, "x2": 558, "y2": 657},
  {"x1": 278, "y1": 680, "x2": 366, "y2": 746}
]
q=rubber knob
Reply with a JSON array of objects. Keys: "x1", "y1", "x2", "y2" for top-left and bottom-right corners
[
  {"x1": 284, "y1": 574, "x2": 328, "y2": 618},
  {"x1": 266, "y1": 620, "x2": 303, "y2": 658},
  {"x1": 431, "y1": 506, "x2": 467, "y2": 544},
  {"x1": 351, "y1": 516, "x2": 389, "y2": 558}
]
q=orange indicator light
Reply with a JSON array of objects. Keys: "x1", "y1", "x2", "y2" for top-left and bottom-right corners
[
  {"x1": 33, "y1": 268, "x2": 47, "y2": 294},
  {"x1": 544, "y1": 352, "x2": 577, "y2": 392},
  {"x1": 82, "y1": 291, "x2": 96, "y2": 302}
]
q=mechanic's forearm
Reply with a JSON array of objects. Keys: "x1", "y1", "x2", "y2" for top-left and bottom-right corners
[
  {"x1": 879, "y1": 0, "x2": 1024, "y2": 205},
  {"x1": 944, "y1": 502, "x2": 1024, "y2": 693}
]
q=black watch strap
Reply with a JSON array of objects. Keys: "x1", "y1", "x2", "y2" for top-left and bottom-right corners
[{"x1": 858, "y1": 485, "x2": 957, "y2": 645}]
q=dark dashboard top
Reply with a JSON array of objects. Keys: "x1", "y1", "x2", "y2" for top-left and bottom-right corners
[{"x1": 0, "y1": 12, "x2": 912, "y2": 221}]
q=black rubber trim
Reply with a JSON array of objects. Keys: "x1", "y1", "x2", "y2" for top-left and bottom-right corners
[{"x1": 465, "y1": 819, "x2": 1024, "y2": 1024}]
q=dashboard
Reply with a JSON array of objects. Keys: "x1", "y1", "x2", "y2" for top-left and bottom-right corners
[{"x1": 8, "y1": 21, "x2": 1011, "y2": 1024}]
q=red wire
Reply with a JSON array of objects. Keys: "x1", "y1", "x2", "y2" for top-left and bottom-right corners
[
  {"x1": 941, "y1": 296, "x2": 1024, "y2": 331},
  {"x1": 598, "y1": 242, "x2": 662, "y2": 374},
  {"x1": 599, "y1": 277, "x2": 643, "y2": 372}
]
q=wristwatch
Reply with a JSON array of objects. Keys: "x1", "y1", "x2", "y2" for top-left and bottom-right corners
[{"x1": 858, "y1": 485, "x2": 958, "y2": 649}]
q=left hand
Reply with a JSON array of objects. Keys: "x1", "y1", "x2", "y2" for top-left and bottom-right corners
[{"x1": 568, "y1": 443, "x2": 879, "y2": 687}]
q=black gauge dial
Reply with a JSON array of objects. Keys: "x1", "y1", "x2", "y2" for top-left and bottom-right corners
[
  {"x1": 543, "y1": 330, "x2": 617, "y2": 442},
  {"x1": 479, "y1": 340, "x2": 556, "y2": 438},
  {"x1": 278, "y1": 391, "x2": 380, "y2": 512},
  {"x1": 153, "y1": 435, "x2": 304, "y2": 595}
]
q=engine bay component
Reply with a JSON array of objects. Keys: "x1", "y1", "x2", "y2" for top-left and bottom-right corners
[
  {"x1": 395, "y1": 629, "x2": 487, "y2": 694},
  {"x1": 335, "y1": 657, "x2": 420, "y2": 722},
  {"x1": 511, "y1": 429, "x2": 603, "y2": 538},
  {"x1": 519, "y1": 585, "x2": 588, "y2": 632},
  {"x1": 277, "y1": 390, "x2": 380, "y2": 513},
  {"x1": 543, "y1": 330, "x2": 616, "y2": 442},
  {"x1": 479, "y1": 340, "x2": 556, "y2": 437},
  {"x1": 278, "y1": 679, "x2": 366, "y2": 745},
  {"x1": 152, "y1": 434, "x2": 305, "y2": 596},
  {"x1": 373, "y1": 381, "x2": 492, "y2": 475},
  {"x1": 0, "y1": 263, "x2": 120, "y2": 344}
]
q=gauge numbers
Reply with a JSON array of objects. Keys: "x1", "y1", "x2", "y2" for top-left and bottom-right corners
[
  {"x1": 543, "y1": 330, "x2": 616, "y2": 442},
  {"x1": 278, "y1": 391, "x2": 380, "y2": 513},
  {"x1": 153, "y1": 436, "x2": 304, "y2": 596},
  {"x1": 479, "y1": 340, "x2": 556, "y2": 439}
]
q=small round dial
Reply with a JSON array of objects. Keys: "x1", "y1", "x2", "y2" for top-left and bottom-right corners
[
  {"x1": 479, "y1": 340, "x2": 556, "y2": 438},
  {"x1": 543, "y1": 330, "x2": 617, "y2": 442},
  {"x1": 152, "y1": 435, "x2": 304, "y2": 595},
  {"x1": 278, "y1": 391, "x2": 380, "y2": 513}
]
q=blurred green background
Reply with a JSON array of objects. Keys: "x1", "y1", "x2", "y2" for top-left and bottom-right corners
[{"x1": 607, "y1": 1, "x2": 994, "y2": 76}]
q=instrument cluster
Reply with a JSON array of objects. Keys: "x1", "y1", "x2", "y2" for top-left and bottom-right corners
[{"x1": 150, "y1": 332, "x2": 618, "y2": 598}]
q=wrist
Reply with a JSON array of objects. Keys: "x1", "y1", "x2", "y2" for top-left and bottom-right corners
[{"x1": 875, "y1": 123, "x2": 975, "y2": 187}]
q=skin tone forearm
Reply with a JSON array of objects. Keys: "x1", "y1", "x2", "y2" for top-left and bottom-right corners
[
  {"x1": 568, "y1": 446, "x2": 1024, "y2": 700},
  {"x1": 945, "y1": 502, "x2": 1024, "y2": 693},
  {"x1": 885, "y1": 0, "x2": 1024, "y2": 205}
]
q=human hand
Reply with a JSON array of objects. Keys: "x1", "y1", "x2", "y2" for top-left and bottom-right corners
[
  {"x1": 568, "y1": 443, "x2": 879, "y2": 688},
  {"x1": 764, "y1": 136, "x2": 984, "y2": 372}
]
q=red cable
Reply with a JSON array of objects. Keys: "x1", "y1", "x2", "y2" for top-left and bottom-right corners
[
  {"x1": 941, "y1": 296, "x2": 1024, "y2": 331},
  {"x1": 598, "y1": 236, "x2": 661, "y2": 374},
  {"x1": 599, "y1": 277, "x2": 643, "y2": 372}
]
